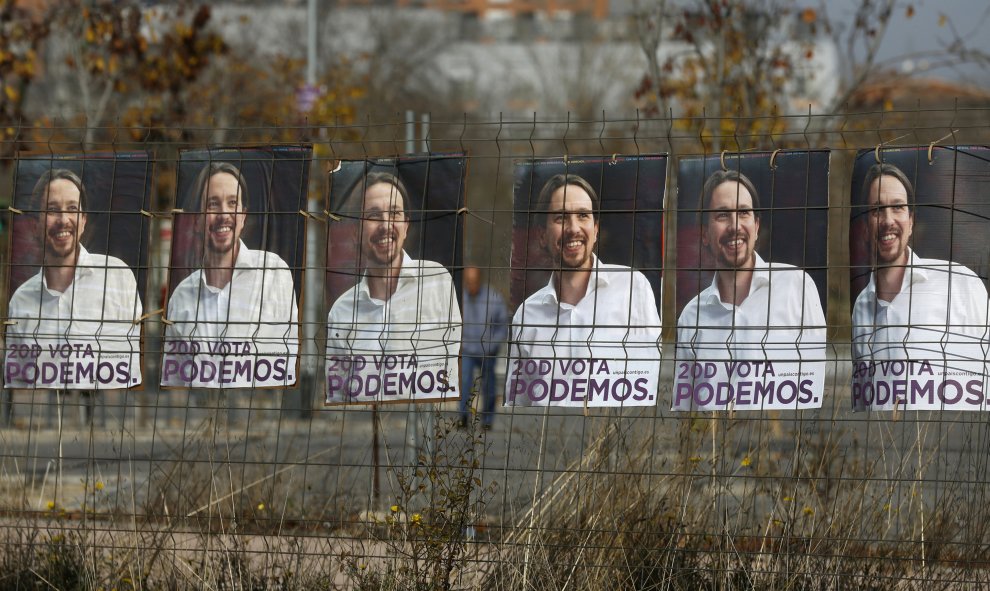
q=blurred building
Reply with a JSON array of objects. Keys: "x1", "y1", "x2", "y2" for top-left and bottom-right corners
[{"x1": 209, "y1": 0, "x2": 840, "y2": 117}]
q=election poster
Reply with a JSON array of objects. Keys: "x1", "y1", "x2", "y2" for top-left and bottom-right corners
[
  {"x1": 161, "y1": 145, "x2": 311, "y2": 389},
  {"x1": 324, "y1": 154, "x2": 465, "y2": 405},
  {"x1": 506, "y1": 155, "x2": 666, "y2": 408},
  {"x1": 672, "y1": 150, "x2": 828, "y2": 411},
  {"x1": 4, "y1": 152, "x2": 152, "y2": 390},
  {"x1": 849, "y1": 146, "x2": 990, "y2": 411}
]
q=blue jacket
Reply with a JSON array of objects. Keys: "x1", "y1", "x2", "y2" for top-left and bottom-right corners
[{"x1": 461, "y1": 285, "x2": 509, "y2": 357}]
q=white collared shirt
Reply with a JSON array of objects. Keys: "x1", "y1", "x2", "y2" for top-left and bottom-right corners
[
  {"x1": 505, "y1": 257, "x2": 661, "y2": 408},
  {"x1": 326, "y1": 252, "x2": 461, "y2": 401},
  {"x1": 852, "y1": 249, "x2": 990, "y2": 365},
  {"x1": 509, "y1": 257, "x2": 662, "y2": 362},
  {"x1": 163, "y1": 240, "x2": 299, "y2": 387},
  {"x1": 5, "y1": 245, "x2": 143, "y2": 389},
  {"x1": 676, "y1": 253, "x2": 826, "y2": 362},
  {"x1": 673, "y1": 254, "x2": 826, "y2": 411}
]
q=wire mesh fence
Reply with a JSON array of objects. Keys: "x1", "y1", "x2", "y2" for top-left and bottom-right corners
[{"x1": 2, "y1": 108, "x2": 990, "y2": 589}]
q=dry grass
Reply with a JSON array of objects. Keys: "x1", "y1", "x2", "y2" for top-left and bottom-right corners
[
  {"x1": 4, "y1": 403, "x2": 990, "y2": 589},
  {"x1": 484, "y1": 413, "x2": 990, "y2": 589}
]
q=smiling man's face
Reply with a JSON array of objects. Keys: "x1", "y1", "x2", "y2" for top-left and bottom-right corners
[
  {"x1": 202, "y1": 172, "x2": 246, "y2": 256},
  {"x1": 361, "y1": 181, "x2": 408, "y2": 269},
  {"x1": 541, "y1": 183, "x2": 599, "y2": 271},
  {"x1": 866, "y1": 174, "x2": 913, "y2": 267},
  {"x1": 703, "y1": 180, "x2": 759, "y2": 270},
  {"x1": 40, "y1": 179, "x2": 87, "y2": 263}
]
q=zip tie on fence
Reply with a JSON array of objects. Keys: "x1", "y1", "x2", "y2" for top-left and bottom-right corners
[
  {"x1": 161, "y1": 318, "x2": 173, "y2": 326},
  {"x1": 874, "y1": 132, "x2": 913, "y2": 163},
  {"x1": 2, "y1": 319, "x2": 15, "y2": 326},
  {"x1": 170, "y1": 208, "x2": 183, "y2": 214},
  {"x1": 720, "y1": 150, "x2": 728, "y2": 171},
  {"x1": 325, "y1": 210, "x2": 342, "y2": 222},
  {"x1": 140, "y1": 209, "x2": 153, "y2": 217},
  {"x1": 134, "y1": 308, "x2": 164, "y2": 323},
  {"x1": 298, "y1": 209, "x2": 314, "y2": 219},
  {"x1": 457, "y1": 207, "x2": 493, "y2": 225},
  {"x1": 769, "y1": 148, "x2": 781, "y2": 170},
  {"x1": 307, "y1": 210, "x2": 332, "y2": 223},
  {"x1": 609, "y1": 153, "x2": 619, "y2": 165},
  {"x1": 8, "y1": 207, "x2": 23, "y2": 215},
  {"x1": 928, "y1": 130, "x2": 959, "y2": 163}
]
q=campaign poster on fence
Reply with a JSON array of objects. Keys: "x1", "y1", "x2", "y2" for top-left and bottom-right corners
[
  {"x1": 672, "y1": 151, "x2": 828, "y2": 411},
  {"x1": 4, "y1": 153, "x2": 152, "y2": 390},
  {"x1": 324, "y1": 155, "x2": 465, "y2": 405},
  {"x1": 506, "y1": 155, "x2": 665, "y2": 408},
  {"x1": 849, "y1": 146, "x2": 990, "y2": 411},
  {"x1": 161, "y1": 145, "x2": 311, "y2": 389}
]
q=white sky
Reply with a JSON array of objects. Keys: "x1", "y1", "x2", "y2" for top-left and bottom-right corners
[
  {"x1": 826, "y1": 0, "x2": 990, "y2": 83},
  {"x1": 609, "y1": 0, "x2": 990, "y2": 85}
]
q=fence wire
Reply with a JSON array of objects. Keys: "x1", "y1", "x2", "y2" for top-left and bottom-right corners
[{"x1": 2, "y1": 108, "x2": 990, "y2": 589}]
